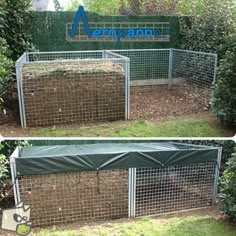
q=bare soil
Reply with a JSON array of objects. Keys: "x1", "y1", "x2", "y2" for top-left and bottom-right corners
[{"x1": 130, "y1": 87, "x2": 210, "y2": 121}]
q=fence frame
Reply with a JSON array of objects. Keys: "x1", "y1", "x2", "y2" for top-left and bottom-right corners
[
  {"x1": 16, "y1": 50, "x2": 130, "y2": 127},
  {"x1": 16, "y1": 49, "x2": 217, "y2": 128},
  {"x1": 10, "y1": 145, "x2": 222, "y2": 224},
  {"x1": 10, "y1": 146, "x2": 21, "y2": 205},
  {"x1": 212, "y1": 147, "x2": 223, "y2": 204},
  {"x1": 128, "y1": 147, "x2": 222, "y2": 218}
]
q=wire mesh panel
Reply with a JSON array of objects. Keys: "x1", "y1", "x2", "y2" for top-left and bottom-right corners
[
  {"x1": 16, "y1": 51, "x2": 129, "y2": 127},
  {"x1": 172, "y1": 49, "x2": 217, "y2": 104},
  {"x1": 18, "y1": 169, "x2": 129, "y2": 227},
  {"x1": 135, "y1": 163, "x2": 216, "y2": 217},
  {"x1": 16, "y1": 49, "x2": 217, "y2": 127},
  {"x1": 28, "y1": 51, "x2": 103, "y2": 61},
  {"x1": 110, "y1": 49, "x2": 170, "y2": 88}
]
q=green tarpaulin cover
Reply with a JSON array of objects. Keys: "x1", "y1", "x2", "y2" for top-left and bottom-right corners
[{"x1": 15, "y1": 142, "x2": 219, "y2": 176}]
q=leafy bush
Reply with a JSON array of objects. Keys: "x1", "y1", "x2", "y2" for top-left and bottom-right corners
[
  {"x1": 0, "y1": 0, "x2": 34, "y2": 61},
  {"x1": 119, "y1": 0, "x2": 178, "y2": 15},
  {"x1": 220, "y1": 147, "x2": 236, "y2": 221},
  {"x1": 0, "y1": 38, "x2": 14, "y2": 95},
  {"x1": 212, "y1": 34, "x2": 236, "y2": 127},
  {"x1": 179, "y1": 0, "x2": 235, "y2": 55},
  {"x1": 0, "y1": 141, "x2": 28, "y2": 209},
  {"x1": 0, "y1": 0, "x2": 34, "y2": 101},
  {"x1": 0, "y1": 144, "x2": 9, "y2": 199}
]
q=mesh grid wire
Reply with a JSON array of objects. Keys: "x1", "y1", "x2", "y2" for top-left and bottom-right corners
[
  {"x1": 16, "y1": 49, "x2": 217, "y2": 127},
  {"x1": 18, "y1": 169, "x2": 129, "y2": 227},
  {"x1": 28, "y1": 51, "x2": 103, "y2": 61},
  {"x1": 18, "y1": 51, "x2": 128, "y2": 127},
  {"x1": 110, "y1": 49, "x2": 170, "y2": 87},
  {"x1": 135, "y1": 162, "x2": 216, "y2": 217},
  {"x1": 172, "y1": 49, "x2": 217, "y2": 103}
]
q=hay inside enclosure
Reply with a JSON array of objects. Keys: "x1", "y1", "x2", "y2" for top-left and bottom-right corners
[{"x1": 22, "y1": 61, "x2": 126, "y2": 127}]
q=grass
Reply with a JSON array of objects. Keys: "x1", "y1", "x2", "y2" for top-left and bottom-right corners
[
  {"x1": 33, "y1": 216, "x2": 236, "y2": 236},
  {"x1": 31, "y1": 119, "x2": 225, "y2": 137}
]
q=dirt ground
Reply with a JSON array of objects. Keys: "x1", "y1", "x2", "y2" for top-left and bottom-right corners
[
  {"x1": 130, "y1": 87, "x2": 210, "y2": 121},
  {"x1": 0, "y1": 87, "x2": 233, "y2": 137}
]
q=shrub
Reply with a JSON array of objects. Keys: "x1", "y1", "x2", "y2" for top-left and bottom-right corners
[
  {"x1": 0, "y1": 141, "x2": 28, "y2": 209},
  {"x1": 0, "y1": 0, "x2": 34, "y2": 61},
  {"x1": 212, "y1": 34, "x2": 236, "y2": 127},
  {"x1": 179, "y1": 0, "x2": 235, "y2": 55},
  {"x1": 0, "y1": 0, "x2": 34, "y2": 103},
  {"x1": 0, "y1": 144, "x2": 9, "y2": 199},
  {"x1": 0, "y1": 38, "x2": 14, "y2": 95},
  {"x1": 220, "y1": 147, "x2": 236, "y2": 221}
]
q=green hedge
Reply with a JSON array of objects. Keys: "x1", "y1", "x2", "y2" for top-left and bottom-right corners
[
  {"x1": 28, "y1": 11, "x2": 182, "y2": 51},
  {"x1": 220, "y1": 147, "x2": 236, "y2": 221},
  {"x1": 212, "y1": 34, "x2": 236, "y2": 127}
]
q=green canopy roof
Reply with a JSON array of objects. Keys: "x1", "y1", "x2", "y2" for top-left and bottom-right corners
[{"x1": 15, "y1": 142, "x2": 219, "y2": 176}]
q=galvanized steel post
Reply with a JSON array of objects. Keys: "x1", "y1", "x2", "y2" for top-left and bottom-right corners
[{"x1": 212, "y1": 147, "x2": 222, "y2": 204}]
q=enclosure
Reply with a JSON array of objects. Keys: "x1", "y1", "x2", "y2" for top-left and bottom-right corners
[
  {"x1": 16, "y1": 49, "x2": 217, "y2": 128},
  {"x1": 16, "y1": 51, "x2": 130, "y2": 127},
  {"x1": 10, "y1": 142, "x2": 222, "y2": 227}
]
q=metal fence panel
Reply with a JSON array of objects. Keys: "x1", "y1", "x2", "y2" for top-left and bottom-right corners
[
  {"x1": 12, "y1": 147, "x2": 221, "y2": 226},
  {"x1": 134, "y1": 163, "x2": 216, "y2": 217},
  {"x1": 172, "y1": 49, "x2": 217, "y2": 103},
  {"x1": 110, "y1": 49, "x2": 171, "y2": 88},
  {"x1": 16, "y1": 49, "x2": 217, "y2": 127},
  {"x1": 16, "y1": 51, "x2": 129, "y2": 127}
]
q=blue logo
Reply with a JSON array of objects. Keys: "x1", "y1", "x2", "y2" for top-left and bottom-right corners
[{"x1": 68, "y1": 6, "x2": 170, "y2": 44}]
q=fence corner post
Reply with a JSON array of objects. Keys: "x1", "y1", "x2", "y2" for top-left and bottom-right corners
[
  {"x1": 168, "y1": 48, "x2": 173, "y2": 89},
  {"x1": 125, "y1": 57, "x2": 130, "y2": 120},
  {"x1": 212, "y1": 147, "x2": 222, "y2": 205}
]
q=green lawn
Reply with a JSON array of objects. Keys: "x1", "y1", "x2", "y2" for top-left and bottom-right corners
[
  {"x1": 34, "y1": 216, "x2": 235, "y2": 236},
  {"x1": 31, "y1": 119, "x2": 225, "y2": 137}
]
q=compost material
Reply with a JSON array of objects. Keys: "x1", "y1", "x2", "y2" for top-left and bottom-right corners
[
  {"x1": 22, "y1": 61, "x2": 125, "y2": 127},
  {"x1": 19, "y1": 170, "x2": 128, "y2": 226}
]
